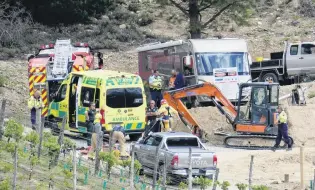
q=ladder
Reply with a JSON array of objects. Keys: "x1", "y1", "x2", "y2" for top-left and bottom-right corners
[{"x1": 52, "y1": 39, "x2": 72, "y2": 78}]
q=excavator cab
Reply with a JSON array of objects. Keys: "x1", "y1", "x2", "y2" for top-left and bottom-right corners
[{"x1": 235, "y1": 83, "x2": 279, "y2": 135}]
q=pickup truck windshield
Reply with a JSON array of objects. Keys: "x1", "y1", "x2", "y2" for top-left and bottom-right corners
[
  {"x1": 166, "y1": 137, "x2": 199, "y2": 147},
  {"x1": 106, "y1": 87, "x2": 143, "y2": 108},
  {"x1": 196, "y1": 52, "x2": 250, "y2": 76}
]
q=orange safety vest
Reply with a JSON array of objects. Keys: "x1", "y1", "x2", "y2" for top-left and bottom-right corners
[{"x1": 169, "y1": 76, "x2": 176, "y2": 88}]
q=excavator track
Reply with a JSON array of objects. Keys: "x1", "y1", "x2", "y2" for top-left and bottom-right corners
[{"x1": 224, "y1": 134, "x2": 294, "y2": 150}]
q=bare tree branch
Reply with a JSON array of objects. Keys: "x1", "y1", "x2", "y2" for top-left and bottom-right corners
[
  {"x1": 199, "y1": 3, "x2": 213, "y2": 12},
  {"x1": 202, "y1": 1, "x2": 237, "y2": 28},
  {"x1": 169, "y1": 0, "x2": 189, "y2": 16}
]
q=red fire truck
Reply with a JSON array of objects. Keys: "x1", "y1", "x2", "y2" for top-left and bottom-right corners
[{"x1": 27, "y1": 39, "x2": 96, "y2": 118}]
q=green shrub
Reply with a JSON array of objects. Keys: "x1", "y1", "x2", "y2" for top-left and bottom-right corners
[
  {"x1": 193, "y1": 176, "x2": 212, "y2": 190},
  {"x1": 0, "y1": 75, "x2": 7, "y2": 87},
  {"x1": 4, "y1": 119, "x2": 24, "y2": 143},
  {"x1": 308, "y1": 91, "x2": 315, "y2": 99},
  {"x1": 252, "y1": 185, "x2": 270, "y2": 190},
  {"x1": 128, "y1": 2, "x2": 140, "y2": 12},
  {"x1": 137, "y1": 12, "x2": 154, "y2": 26},
  {"x1": 179, "y1": 181, "x2": 188, "y2": 189},
  {"x1": 236, "y1": 183, "x2": 248, "y2": 190},
  {"x1": 0, "y1": 178, "x2": 10, "y2": 190}
]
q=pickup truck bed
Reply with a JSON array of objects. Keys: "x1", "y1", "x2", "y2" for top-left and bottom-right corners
[{"x1": 251, "y1": 59, "x2": 283, "y2": 70}]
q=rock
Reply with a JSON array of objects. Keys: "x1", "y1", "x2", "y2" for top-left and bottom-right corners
[
  {"x1": 258, "y1": 21, "x2": 262, "y2": 25},
  {"x1": 291, "y1": 21, "x2": 300, "y2": 26},
  {"x1": 101, "y1": 15, "x2": 109, "y2": 20},
  {"x1": 119, "y1": 24, "x2": 127, "y2": 29},
  {"x1": 271, "y1": 180, "x2": 281, "y2": 184}
]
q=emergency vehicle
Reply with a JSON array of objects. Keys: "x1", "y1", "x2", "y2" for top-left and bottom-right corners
[
  {"x1": 136, "y1": 38, "x2": 252, "y2": 106},
  {"x1": 27, "y1": 39, "x2": 95, "y2": 118},
  {"x1": 48, "y1": 70, "x2": 147, "y2": 141}
]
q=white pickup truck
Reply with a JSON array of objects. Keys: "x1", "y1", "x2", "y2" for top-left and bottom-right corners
[
  {"x1": 251, "y1": 41, "x2": 315, "y2": 83},
  {"x1": 134, "y1": 132, "x2": 217, "y2": 183}
]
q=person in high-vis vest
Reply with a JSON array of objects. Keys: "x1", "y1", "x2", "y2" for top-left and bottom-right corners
[
  {"x1": 28, "y1": 90, "x2": 44, "y2": 130},
  {"x1": 158, "y1": 99, "x2": 178, "y2": 132},
  {"x1": 272, "y1": 107, "x2": 293, "y2": 151},
  {"x1": 88, "y1": 109, "x2": 102, "y2": 158},
  {"x1": 168, "y1": 70, "x2": 176, "y2": 90},
  {"x1": 149, "y1": 70, "x2": 163, "y2": 108},
  {"x1": 111, "y1": 125, "x2": 128, "y2": 157}
]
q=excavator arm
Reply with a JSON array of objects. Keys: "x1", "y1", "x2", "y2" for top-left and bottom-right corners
[{"x1": 163, "y1": 82, "x2": 238, "y2": 130}]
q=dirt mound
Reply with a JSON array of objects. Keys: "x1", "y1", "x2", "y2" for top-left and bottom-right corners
[{"x1": 171, "y1": 106, "x2": 233, "y2": 146}]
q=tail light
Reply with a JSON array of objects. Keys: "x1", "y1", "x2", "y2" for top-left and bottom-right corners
[
  {"x1": 213, "y1": 155, "x2": 217, "y2": 166},
  {"x1": 40, "y1": 45, "x2": 45, "y2": 49},
  {"x1": 49, "y1": 43, "x2": 54, "y2": 48},
  {"x1": 75, "y1": 42, "x2": 89, "y2": 47},
  {"x1": 171, "y1": 155, "x2": 179, "y2": 167}
]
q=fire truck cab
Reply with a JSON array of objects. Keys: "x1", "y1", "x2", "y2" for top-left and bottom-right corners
[{"x1": 28, "y1": 39, "x2": 95, "y2": 118}]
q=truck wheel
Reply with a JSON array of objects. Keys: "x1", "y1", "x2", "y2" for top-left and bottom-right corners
[{"x1": 261, "y1": 73, "x2": 278, "y2": 83}]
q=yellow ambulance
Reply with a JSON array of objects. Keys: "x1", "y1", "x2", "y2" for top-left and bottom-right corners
[{"x1": 47, "y1": 70, "x2": 147, "y2": 140}]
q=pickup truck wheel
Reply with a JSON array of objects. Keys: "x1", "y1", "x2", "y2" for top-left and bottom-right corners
[{"x1": 261, "y1": 73, "x2": 278, "y2": 83}]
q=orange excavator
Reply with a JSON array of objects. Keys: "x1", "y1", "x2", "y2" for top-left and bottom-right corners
[{"x1": 163, "y1": 82, "x2": 293, "y2": 149}]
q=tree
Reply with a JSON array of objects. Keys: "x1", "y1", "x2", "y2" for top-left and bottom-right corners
[{"x1": 159, "y1": 0, "x2": 254, "y2": 38}]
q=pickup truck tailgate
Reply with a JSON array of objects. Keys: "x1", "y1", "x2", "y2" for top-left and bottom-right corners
[{"x1": 168, "y1": 147, "x2": 215, "y2": 169}]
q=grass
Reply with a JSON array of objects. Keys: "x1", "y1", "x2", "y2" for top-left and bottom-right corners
[{"x1": 0, "y1": 75, "x2": 7, "y2": 87}]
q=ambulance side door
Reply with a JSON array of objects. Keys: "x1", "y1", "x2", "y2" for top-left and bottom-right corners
[
  {"x1": 77, "y1": 76, "x2": 98, "y2": 132},
  {"x1": 49, "y1": 74, "x2": 71, "y2": 122}
]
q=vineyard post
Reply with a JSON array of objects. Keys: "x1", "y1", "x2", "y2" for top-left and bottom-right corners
[
  {"x1": 13, "y1": 145, "x2": 18, "y2": 190},
  {"x1": 249, "y1": 155, "x2": 254, "y2": 190},
  {"x1": 130, "y1": 144, "x2": 135, "y2": 189},
  {"x1": 95, "y1": 124, "x2": 103, "y2": 175},
  {"x1": 73, "y1": 145, "x2": 77, "y2": 190},
  {"x1": 37, "y1": 116, "x2": 45, "y2": 159},
  {"x1": 188, "y1": 147, "x2": 192, "y2": 190},
  {"x1": 0, "y1": 99, "x2": 6, "y2": 140}
]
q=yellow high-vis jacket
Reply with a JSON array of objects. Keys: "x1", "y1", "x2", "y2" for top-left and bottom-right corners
[
  {"x1": 279, "y1": 110, "x2": 287, "y2": 124},
  {"x1": 28, "y1": 96, "x2": 44, "y2": 110},
  {"x1": 158, "y1": 104, "x2": 177, "y2": 119}
]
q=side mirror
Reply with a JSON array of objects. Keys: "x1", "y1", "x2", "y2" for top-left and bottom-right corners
[
  {"x1": 27, "y1": 54, "x2": 35, "y2": 62},
  {"x1": 184, "y1": 55, "x2": 192, "y2": 67}
]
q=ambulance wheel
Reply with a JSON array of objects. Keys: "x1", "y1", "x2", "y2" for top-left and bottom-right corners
[{"x1": 129, "y1": 134, "x2": 141, "y2": 141}]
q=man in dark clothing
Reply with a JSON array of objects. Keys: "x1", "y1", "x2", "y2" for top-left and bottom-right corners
[
  {"x1": 85, "y1": 103, "x2": 96, "y2": 146},
  {"x1": 144, "y1": 100, "x2": 160, "y2": 137},
  {"x1": 97, "y1": 52, "x2": 103, "y2": 69},
  {"x1": 174, "y1": 69, "x2": 185, "y2": 89}
]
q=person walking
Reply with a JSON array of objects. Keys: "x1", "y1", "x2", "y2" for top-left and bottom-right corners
[
  {"x1": 158, "y1": 99, "x2": 177, "y2": 132},
  {"x1": 111, "y1": 124, "x2": 129, "y2": 157},
  {"x1": 174, "y1": 69, "x2": 185, "y2": 89},
  {"x1": 272, "y1": 107, "x2": 293, "y2": 151},
  {"x1": 85, "y1": 103, "x2": 96, "y2": 147},
  {"x1": 149, "y1": 70, "x2": 163, "y2": 108},
  {"x1": 28, "y1": 90, "x2": 45, "y2": 130},
  {"x1": 168, "y1": 70, "x2": 176, "y2": 90}
]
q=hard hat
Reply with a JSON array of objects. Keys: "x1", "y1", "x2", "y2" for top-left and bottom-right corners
[{"x1": 161, "y1": 99, "x2": 167, "y2": 105}]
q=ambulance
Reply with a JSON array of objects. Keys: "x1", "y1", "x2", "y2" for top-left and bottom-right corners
[{"x1": 47, "y1": 70, "x2": 147, "y2": 141}]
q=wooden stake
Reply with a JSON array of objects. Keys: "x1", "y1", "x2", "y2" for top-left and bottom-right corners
[
  {"x1": 249, "y1": 155, "x2": 254, "y2": 190},
  {"x1": 188, "y1": 147, "x2": 193, "y2": 190},
  {"x1": 300, "y1": 146, "x2": 304, "y2": 190},
  {"x1": 152, "y1": 146, "x2": 159, "y2": 189},
  {"x1": 0, "y1": 99, "x2": 6, "y2": 140},
  {"x1": 284, "y1": 174, "x2": 289, "y2": 183},
  {"x1": 37, "y1": 116, "x2": 45, "y2": 159},
  {"x1": 13, "y1": 145, "x2": 18, "y2": 190},
  {"x1": 73, "y1": 145, "x2": 77, "y2": 190},
  {"x1": 130, "y1": 144, "x2": 135, "y2": 189},
  {"x1": 313, "y1": 169, "x2": 315, "y2": 190},
  {"x1": 95, "y1": 124, "x2": 103, "y2": 175}
]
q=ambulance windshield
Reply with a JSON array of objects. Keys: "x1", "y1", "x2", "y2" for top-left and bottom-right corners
[{"x1": 106, "y1": 87, "x2": 143, "y2": 108}]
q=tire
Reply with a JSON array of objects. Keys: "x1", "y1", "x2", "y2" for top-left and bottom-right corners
[
  {"x1": 129, "y1": 134, "x2": 141, "y2": 141},
  {"x1": 261, "y1": 73, "x2": 278, "y2": 83}
]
